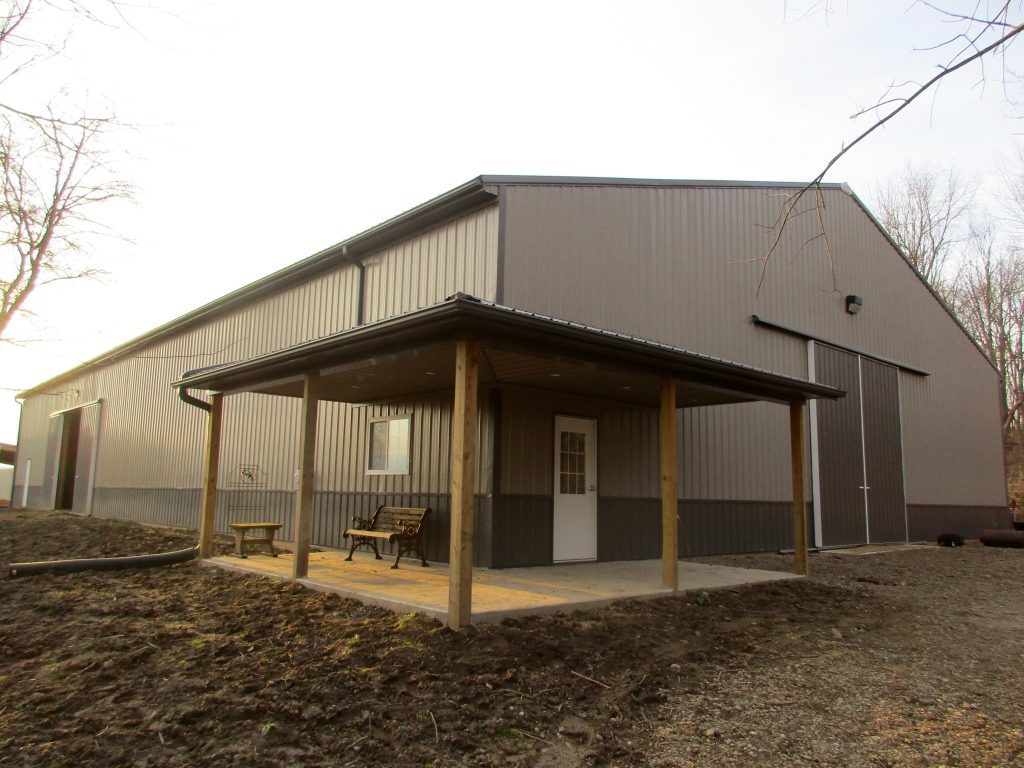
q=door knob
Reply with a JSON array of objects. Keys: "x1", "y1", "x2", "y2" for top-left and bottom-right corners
[{"x1": 587, "y1": 484, "x2": 596, "y2": 492}]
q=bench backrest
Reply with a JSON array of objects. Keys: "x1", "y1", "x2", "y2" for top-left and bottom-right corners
[{"x1": 368, "y1": 505, "x2": 430, "y2": 534}]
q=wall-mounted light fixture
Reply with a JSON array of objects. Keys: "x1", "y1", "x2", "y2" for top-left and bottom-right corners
[{"x1": 845, "y1": 294, "x2": 863, "y2": 315}]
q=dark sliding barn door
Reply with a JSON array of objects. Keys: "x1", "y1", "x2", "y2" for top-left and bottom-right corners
[
  {"x1": 815, "y1": 346, "x2": 867, "y2": 546},
  {"x1": 814, "y1": 344, "x2": 907, "y2": 546},
  {"x1": 860, "y1": 358, "x2": 907, "y2": 542}
]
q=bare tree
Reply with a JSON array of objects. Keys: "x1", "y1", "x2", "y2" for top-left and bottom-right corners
[
  {"x1": 0, "y1": 0, "x2": 134, "y2": 342},
  {"x1": 949, "y1": 225, "x2": 1024, "y2": 438},
  {"x1": 872, "y1": 164, "x2": 976, "y2": 298},
  {"x1": 760, "y1": 2, "x2": 1024, "y2": 291},
  {"x1": 0, "y1": 112, "x2": 130, "y2": 340}
]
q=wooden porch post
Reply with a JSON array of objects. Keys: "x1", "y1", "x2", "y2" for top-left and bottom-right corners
[
  {"x1": 660, "y1": 378, "x2": 678, "y2": 590},
  {"x1": 198, "y1": 392, "x2": 224, "y2": 559},
  {"x1": 790, "y1": 401, "x2": 809, "y2": 576},
  {"x1": 292, "y1": 372, "x2": 319, "y2": 580},
  {"x1": 448, "y1": 340, "x2": 478, "y2": 630}
]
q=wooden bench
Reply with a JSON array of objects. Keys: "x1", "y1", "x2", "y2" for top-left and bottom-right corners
[
  {"x1": 228, "y1": 522, "x2": 281, "y2": 558},
  {"x1": 343, "y1": 506, "x2": 430, "y2": 569}
]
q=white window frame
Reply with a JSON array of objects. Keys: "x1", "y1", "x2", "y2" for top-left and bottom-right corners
[{"x1": 366, "y1": 414, "x2": 412, "y2": 475}]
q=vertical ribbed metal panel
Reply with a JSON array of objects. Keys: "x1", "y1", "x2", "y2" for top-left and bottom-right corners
[
  {"x1": 310, "y1": 393, "x2": 490, "y2": 498},
  {"x1": 70, "y1": 403, "x2": 101, "y2": 515},
  {"x1": 14, "y1": 180, "x2": 1004, "y2": 540},
  {"x1": 363, "y1": 205, "x2": 499, "y2": 322},
  {"x1": 11, "y1": 394, "x2": 56, "y2": 506},
  {"x1": 815, "y1": 345, "x2": 868, "y2": 546},
  {"x1": 861, "y1": 358, "x2": 907, "y2": 542},
  {"x1": 681, "y1": 402, "x2": 790, "y2": 500},
  {"x1": 15, "y1": 204, "x2": 498, "y2": 525},
  {"x1": 501, "y1": 183, "x2": 1005, "y2": 507},
  {"x1": 500, "y1": 388, "x2": 793, "y2": 502},
  {"x1": 500, "y1": 185, "x2": 807, "y2": 375}
]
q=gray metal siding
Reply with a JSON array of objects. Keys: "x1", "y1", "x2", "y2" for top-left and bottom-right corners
[
  {"x1": 500, "y1": 183, "x2": 1005, "y2": 509},
  {"x1": 14, "y1": 206, "x2": 499, "y2": 522},
  {"x1": 362, "y1": 205, "x2": 499, "y2": 323},
  {"x1": 500, "y1": 184, "x2": 810, "y2": 375}
]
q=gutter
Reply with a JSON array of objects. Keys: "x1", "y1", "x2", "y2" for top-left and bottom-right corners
[{"x1": 177, "y1": 363, "x2": 238, "y2": 413}]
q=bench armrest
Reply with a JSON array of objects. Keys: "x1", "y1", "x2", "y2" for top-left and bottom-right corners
[
  {"x1": 351, "y1": 515, "x2": 371, "y2": 530},
  {"x1": 398, "y1": 519, "x2": 421, "y2": 536}
]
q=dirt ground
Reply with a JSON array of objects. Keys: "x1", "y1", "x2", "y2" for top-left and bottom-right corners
[{"x1": 1, "y1": 511, "x2": 1022, "y2": 767}]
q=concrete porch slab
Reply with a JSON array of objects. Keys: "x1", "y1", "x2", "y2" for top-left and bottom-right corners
[
  {"x1": 820, "y1": 543, "x2": 932, "y2": 556},
  {"x1": 204, "y1": 550, "x2": 800, "y2": 623}
]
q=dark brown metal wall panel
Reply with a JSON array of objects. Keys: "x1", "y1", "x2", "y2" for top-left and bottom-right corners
[
  {"x1": 490, "y1": 495, "x2": 553, "y2": 568},
  {"x1": 861, "y1": 359, "x2": 907, "y2": 542},
  {"x1": 814, "y1": 345, "x2": 867, "y2": 546},
  {"x1": 597, "y1": 497, "x2": 808, "y2": 560},
  {"x1": 907, "y1": 504, "x2": 1012, "y2": 541},
  {"x1": 680, "y1": 499, "x2": 807, "y2": 556},
  {"x1": 598, "y1": 498, "x2": 661, "y2": 560}
]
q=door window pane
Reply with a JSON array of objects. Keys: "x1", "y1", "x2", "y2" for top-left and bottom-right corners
[{"x1": 559, "y1": 430, "x2": 586, "y2": 494}]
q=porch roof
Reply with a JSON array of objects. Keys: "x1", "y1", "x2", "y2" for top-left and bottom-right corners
[{"x1": 171, "y1": 294, "x2": 843, "y2": 407}]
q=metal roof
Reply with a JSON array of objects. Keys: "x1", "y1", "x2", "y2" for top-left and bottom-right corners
[{"x1": 172, "y1": 294, "x2": 843, "y2": 406}]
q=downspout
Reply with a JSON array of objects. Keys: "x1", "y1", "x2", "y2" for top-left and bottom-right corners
[
  {"x1": 178, "y1": 365, "x2": 229, "y2": 413},
  {"x1": 356, "y1": 258, "x2": 365, "y2": 326},
  {"x1": 178, "y1": 386, "x2": 211, "y2": 413}
]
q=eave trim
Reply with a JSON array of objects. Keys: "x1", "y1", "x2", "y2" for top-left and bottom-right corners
[{"x1": 173, "y1": 297, "x2": 844, "y2": 405}]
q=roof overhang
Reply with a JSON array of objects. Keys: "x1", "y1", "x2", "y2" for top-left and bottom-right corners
[{"x1": 172, "y1": 295, "x2": 843, "y2": 408}]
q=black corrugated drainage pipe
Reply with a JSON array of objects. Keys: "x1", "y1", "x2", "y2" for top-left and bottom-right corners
[
  {"x1": 8, "y1": 546, "x2": 198, "y2": 578},
  {"x1": 980, "y1": 529, "x2": 1024, "y2": 548}
]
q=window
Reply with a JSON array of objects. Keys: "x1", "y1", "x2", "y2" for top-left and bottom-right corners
[
  {"x1": 559, "y1": 430, "x2": 586, "y2": 494},
  {"x1": 367, "y1": 415, "x2": 411, "y2": 474}
]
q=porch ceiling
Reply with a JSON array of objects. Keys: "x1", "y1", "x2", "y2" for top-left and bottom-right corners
[{"x1": 172, "y1": 295, "x2": 843, "y2": 407}]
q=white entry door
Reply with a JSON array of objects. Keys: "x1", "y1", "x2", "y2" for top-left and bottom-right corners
[{"x1": 553, "y1": 415, "x2": 598, "y2": 562}]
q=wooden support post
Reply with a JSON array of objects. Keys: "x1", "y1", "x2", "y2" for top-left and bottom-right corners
[
  {"x1": 790, "y1": 401, "x2": 809, "y2": 576},
  {"x1": 660, "y1": 378, "x2": 678, "y2": 590},
  {"x1": 198, "y1": 392, "x2": 224, "y2": 559},
  {"x1": 292, "y1": 372, "x2": 319, "y2": 580},
  {"x1": 448, "y1": 340, "x2": 478, "y2": 630}
]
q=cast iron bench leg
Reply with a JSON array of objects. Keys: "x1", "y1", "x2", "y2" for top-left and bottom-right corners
[{"x1": 345, "y1": 536, "x2": 382, "y2": 561}]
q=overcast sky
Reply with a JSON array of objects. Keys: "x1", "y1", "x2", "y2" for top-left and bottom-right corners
[{"x1": 1, "y1": 0, "x2": 1021, "y2": 446}]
